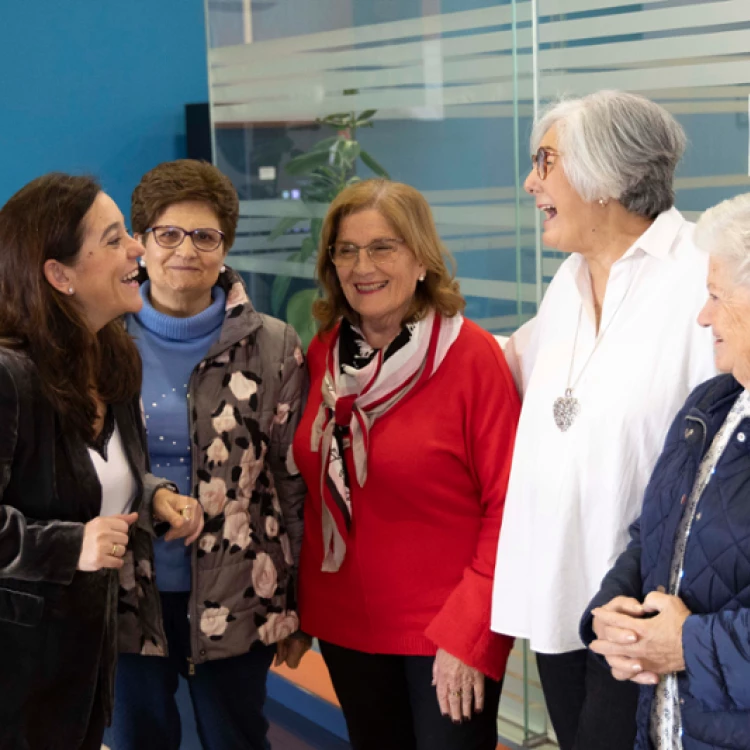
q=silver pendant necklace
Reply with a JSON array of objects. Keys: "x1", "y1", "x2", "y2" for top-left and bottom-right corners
[
  {"x1": 553, "y1": 262, "x2": 639, "y2": 432},
  {"x1": 553, "y1": 305, "x2": 585, "y2": 432}
]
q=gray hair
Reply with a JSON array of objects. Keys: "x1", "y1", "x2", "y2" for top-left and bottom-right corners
[
  {"x1": 531, "y1": 90, "x2": 686, "y2": 219},
  {"x1": 695, "y1": 193, "x2": 750, "y2": 286}
]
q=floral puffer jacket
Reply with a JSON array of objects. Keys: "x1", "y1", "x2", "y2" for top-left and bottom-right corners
[{"x1": 129, "y1": 268, "x2": 308, "y2": 665}]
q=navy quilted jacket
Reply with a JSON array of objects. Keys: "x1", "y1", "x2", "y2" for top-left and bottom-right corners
[{"x1": 581, "y1": 374, "x2": 750, "y2": 750}]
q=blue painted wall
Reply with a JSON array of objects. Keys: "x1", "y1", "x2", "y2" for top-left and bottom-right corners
[{"x1": 0, "y1": 0, "x2": 209, "y2": 217}]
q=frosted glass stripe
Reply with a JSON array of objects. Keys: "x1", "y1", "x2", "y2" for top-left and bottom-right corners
[
  {"x1": 237, "y1": 200, "x2": 535, "y2": 228},
  {"x1": 540, "y1": 0, "x2": 750, "y2": 45},
  {"x1": 210, "y1": 6, "x2": 529, "y2": 66},
  {"x1": 541, "y1": 60, "x2": 750, "y2": 99},
  {"x1": 541, "y1": 29, "x2": 750, "y2": 72},
  {"x1": 210, "y1": 29, "x2": 520, "y2": 87},
  {"x1": 212, "y1": 25, "x2": 750, "y2": 108},
  {"x1": 539, "y1": 0, "x2": 662, "y2": 13},
  {"x1": 675, "y1": 174, "x2": 750, "y2": 190},
  {"x1": 212, "y1": 53, "x2": 518, "y2": 106}
]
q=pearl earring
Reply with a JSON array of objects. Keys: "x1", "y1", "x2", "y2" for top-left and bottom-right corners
[
  {"x1": 418, "y1": 274, "x2": 426, "y2": 282},
  {"x1": 598, "y1": 198, "x2": 609, "y2": 207},
  {"x1": 220, "y1": 264, "x2": 227, "y2": 273},
  {"x1": 139, "y1": 257, "x2": 146, "y2": 268},
  {"x1": 68, "y1": 287, "x2": 74, "y2": 295}
]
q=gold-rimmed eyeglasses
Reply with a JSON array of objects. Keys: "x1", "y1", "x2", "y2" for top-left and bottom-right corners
[
  {"x1": 531, "y1": 146, "x2": 561, "y2": 181},
  {"x1": 328, "y1": 238, "x2": 405, "y2": 267}
]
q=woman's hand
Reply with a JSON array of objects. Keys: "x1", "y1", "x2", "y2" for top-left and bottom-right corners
[
  {"x1": 77, "y1": 512, "x2": 138, "y2": 571},
  {"x1": 433, "y1": 648, "x2": 485, "y2": 722},
  {"x1": 591, "y1": 592, "x2": 690, "y2": 680},
  {"x1": 592, "y1": 595, "x2": 658, "y2": 684},
  {"x1": 153, "y1": 489, "x2": 204, "y2": 545},
  {"x1": 275, "y1": 632, "x2": 313, "y2": 670}
]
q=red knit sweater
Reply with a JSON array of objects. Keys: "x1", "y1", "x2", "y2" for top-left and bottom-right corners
[{"x1": 295, "y1": 319, "x2": 520, "y2": 680}]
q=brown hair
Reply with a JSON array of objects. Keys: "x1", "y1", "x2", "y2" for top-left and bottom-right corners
[
  {"x1": 0, "y1": 173, "x2": 142, "y2": 442},
  {"x1": 314, "y1": 179, "x2": 465, "y2": 334},
  {"x1": 131, "y1": 159, "x2": 240, "y2": 249}
]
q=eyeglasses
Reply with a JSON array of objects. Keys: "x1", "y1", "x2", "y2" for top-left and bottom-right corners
[
  {"x1": 144, "y1": 225, "x2": 225, "y2": 253},
  {"x1": 531, "y1": 146, "x2": 561, "y2": 181},
  {"x1": 328, "y1": 238, "x2": 405, "y2": 267}
]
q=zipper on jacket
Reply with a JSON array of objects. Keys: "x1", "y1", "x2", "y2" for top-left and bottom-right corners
[{"x1": 188, "y1": 361, "x2": 202, "y2": 667}]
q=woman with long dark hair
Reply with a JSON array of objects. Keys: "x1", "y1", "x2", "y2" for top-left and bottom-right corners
[{"x1": 0, "y1": 173, "x2": 202, "y2": 750}]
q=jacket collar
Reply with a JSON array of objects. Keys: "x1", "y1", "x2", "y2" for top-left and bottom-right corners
[
  {"x1": 691, "y1": 374, "x2": 744, "y2": 418},
  {"x1": 134, "y1": 265, "x2": 263, "y2": 356}
]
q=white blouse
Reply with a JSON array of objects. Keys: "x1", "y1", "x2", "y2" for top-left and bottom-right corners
[
  {"x1": 88, "y1": 421, "x2": 137, "y2": 518},
  {"x1": 491, "y1": 208, "x2": 716, "y2": 654}
]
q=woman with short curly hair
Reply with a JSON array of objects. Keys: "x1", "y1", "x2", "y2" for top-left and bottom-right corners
[{"x1": 108, "y1": 159, "x2": 308, "y2": 750}]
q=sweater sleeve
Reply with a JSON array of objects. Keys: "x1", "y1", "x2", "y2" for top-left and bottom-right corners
[
  {"x1": 0, "y1": 358, "x2": 84, "y2": 585},
  {"x1": 425, "y1": 332, "x2": 521, "y2": 680}
]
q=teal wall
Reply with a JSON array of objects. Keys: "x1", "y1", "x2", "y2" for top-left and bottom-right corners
[{"x1": 0, "y1": 0, "x2": 209, "y2": 216}]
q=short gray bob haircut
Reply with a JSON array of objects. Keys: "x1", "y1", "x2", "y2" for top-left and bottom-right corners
[
  {"x1": 531, "y1": 90, "x2": 686, "y2": 219},
  {"x1": 695, "y1": 193, "x2": 750, "y2": 287}
]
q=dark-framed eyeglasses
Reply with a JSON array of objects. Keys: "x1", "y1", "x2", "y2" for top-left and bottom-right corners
[
  {"x1": 328, "y1": 238, "x2": 405, "y2": 267},
  {"x1": 144, "y1": 225, "x2": 225, "y2": 253},
  {"x1": 531, "y1": 146, "x2": 561, "y2": 181}
]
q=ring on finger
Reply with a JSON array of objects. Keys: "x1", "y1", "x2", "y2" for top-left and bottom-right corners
[
  {"x1": 451, "y1": 689, "x2": 463, "y2": 697},
  {"x1": 179, "y1": 506, "x2": 192, "y2": 521},
  {"x1": 111, "y1": 543, "x2": 120, "y2": 557}
]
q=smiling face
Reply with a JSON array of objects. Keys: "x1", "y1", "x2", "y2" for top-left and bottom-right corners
[
  {"x1": 334, "y1": 208, "x2": 425, "y2": 342},
  {"x1": 698, "y1": 256, "x2": 750, "y2": 385},
  {"x1": 524, "y1": 124, "x2": 600, "y2": 253},
  {"x1": 140, "y1": 200, "x2": 226, "y2": 310},
  {"x1": 63, "y1": 192, "x2": 143, "y2": 332}
]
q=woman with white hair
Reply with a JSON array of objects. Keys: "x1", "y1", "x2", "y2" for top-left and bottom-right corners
[
  {"x1": 581, "y1": 192, "x2": 750, "y2": 749},
  {"x1": 491, "y1": 90, "x2": 715, "y2": 749}
]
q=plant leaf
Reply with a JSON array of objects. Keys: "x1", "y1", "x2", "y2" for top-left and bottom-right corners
[
  {"x1": 285, "y1": 150, "x2": 332, "y2": 176},
  {"x1": 309, "y1": 135, "x2": 340, "y2": 153},
  {"x1": 271, "y1": 274, "x2": 293, "y2": 316},
  {"x1": 337, "y1": 140, "x2": 361, "y2": 169},
  {"x1": 317, "y1": 114, "x2": 350, "y2": 128},
  {"x1": 298, "y1": 236, "x2": 318, "y2": 263},
  {"x1": 286, "y1": 288, "x2": 319, "y2": 351},
  {"x1": 359, "y1": 149, "x2": 390, "y2": 178},
  {"x1": 355, "y1": 109, "x2": 377, "y2": 124},
  {"x1": 268, "y1": 216, "x2": 303, "y2": 243},
  {"x1": 310, "y1": 218, "x2": 323, "y2": 243}
]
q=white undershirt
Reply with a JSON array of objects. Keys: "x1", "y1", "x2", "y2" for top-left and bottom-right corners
[
  {"x1": 491, "y1": 208, "x2": 716, "y2": 654},
  {"x1": 88, "y1": 421, "x2": 138, "y2": 517}
]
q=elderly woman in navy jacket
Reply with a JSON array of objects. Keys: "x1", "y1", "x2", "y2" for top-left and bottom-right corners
[{"x1": 581, "y1": 192, "x2": 750, "y2": 749}]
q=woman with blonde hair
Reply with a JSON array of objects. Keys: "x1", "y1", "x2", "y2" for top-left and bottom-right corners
[{"x1": 294, "y1": 179, "x2": 520, "y2": 750}]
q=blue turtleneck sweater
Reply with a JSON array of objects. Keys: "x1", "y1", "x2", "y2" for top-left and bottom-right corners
[{"x1": 128, "y1": 281, "x2": 226, "y2": 592}]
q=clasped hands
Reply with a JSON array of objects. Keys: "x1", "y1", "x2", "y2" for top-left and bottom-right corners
[{"x1": 590, "y1": 592, "x2": 691, "y2": 685}]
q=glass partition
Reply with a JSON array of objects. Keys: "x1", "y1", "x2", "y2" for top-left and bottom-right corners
[{"x1": 205, "y1": 0, "x2": 750, "y2": 744}]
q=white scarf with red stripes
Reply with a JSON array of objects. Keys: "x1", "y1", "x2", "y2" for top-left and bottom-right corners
[{"x1": 311, "y1": 310, "x2": 463, "y2": 572}]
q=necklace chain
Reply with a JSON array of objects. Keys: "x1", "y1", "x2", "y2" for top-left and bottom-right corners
[{"x1": 553, "y1": 260, "x2": 640, "y2": 431}]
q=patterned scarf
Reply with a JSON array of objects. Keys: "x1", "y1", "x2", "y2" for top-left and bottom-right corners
[{"x1": 311, "y1": 310, "x2": 463, "y2": 572}]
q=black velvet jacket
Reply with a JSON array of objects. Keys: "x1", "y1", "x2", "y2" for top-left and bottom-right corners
[{"x1": 0, "y1": 348, "x2": 167, "y2": 750}]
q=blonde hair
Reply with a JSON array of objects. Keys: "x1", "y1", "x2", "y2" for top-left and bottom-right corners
[{"x1": 313, "y1": 179, "x2": 465, "y2": 334}]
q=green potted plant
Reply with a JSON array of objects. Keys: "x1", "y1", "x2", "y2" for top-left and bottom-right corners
[{"x1": 269, "y1": 107, "x2": 389, "y2": 348}]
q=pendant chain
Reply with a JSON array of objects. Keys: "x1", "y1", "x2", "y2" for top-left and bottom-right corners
[
  {"x1": 564, "y1": 261, "x2": 639, "y2": 396},
  {"x1": 553, "y1": 259, "x2": 640, "y2": 432}
]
